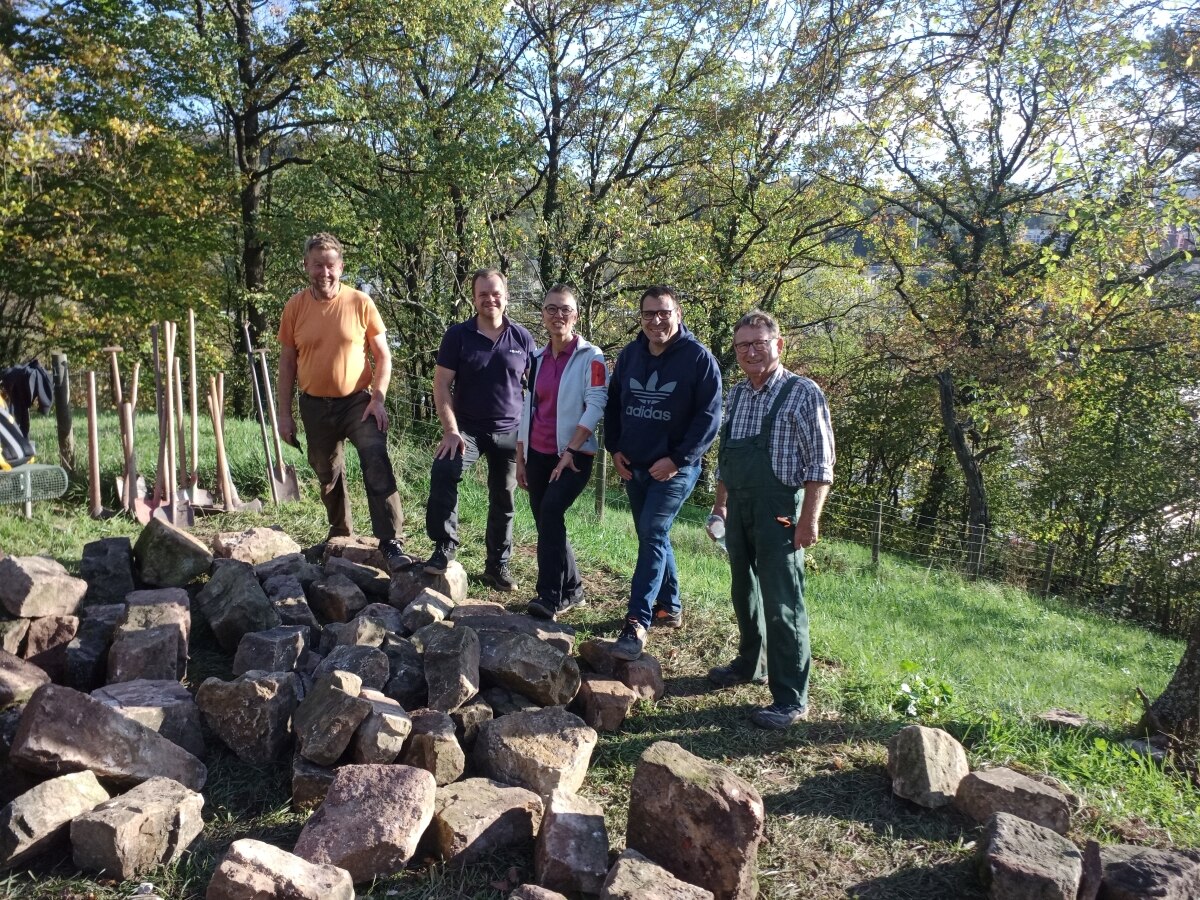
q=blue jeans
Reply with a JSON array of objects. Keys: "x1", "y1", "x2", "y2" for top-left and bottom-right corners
[{"x1": 624, "y1": 464, "x2": 701, "y2": 628}]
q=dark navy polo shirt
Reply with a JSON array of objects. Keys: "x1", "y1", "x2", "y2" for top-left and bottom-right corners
[{"x1": 437, "y1": 315, "x2": 535, "y2": 434}]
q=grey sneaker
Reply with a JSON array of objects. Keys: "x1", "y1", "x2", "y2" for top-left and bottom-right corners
[
  {"x1": 750, "y1": 703, "x2": 807, "y2": 729},
  {"x1": 707, "y1": 662, "x2": 768, "y2": 688},
  {"x1": 652, "y1": 606, "x2": 683, "y2": 628},
  {"x1": 480, "y1": 565, "x2": 517, "y2": 592},
  {"x1": 611, "y1": 618, "x2": 647, "y2": 661},
  {"x1": 424, "y1": 545, "x2": 456, "y2": 575},
  {"x1": 557, "y1": 594, "x2": 587, "y2": 616}
]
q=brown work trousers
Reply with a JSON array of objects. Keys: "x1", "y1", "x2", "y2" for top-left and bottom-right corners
[{"x1": 298, "y1": 390, "x2": 404, "y2": 541}]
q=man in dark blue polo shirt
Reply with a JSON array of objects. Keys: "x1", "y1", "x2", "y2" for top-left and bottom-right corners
[{"x1": 425, "y1": 268, "x2": 535, "y2": 591}]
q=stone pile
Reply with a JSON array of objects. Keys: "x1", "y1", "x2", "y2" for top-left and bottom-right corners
[
  {"x1": 886, "y1": 723, "x2": 1200, "y2": 899},
  {"x1": 4, "y1": 522, "x2": 751, "y2": 899}
]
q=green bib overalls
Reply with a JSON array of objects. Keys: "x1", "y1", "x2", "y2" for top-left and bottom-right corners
[{"x1": 718, "y1": 375, "x2": 811, "y2": 710}]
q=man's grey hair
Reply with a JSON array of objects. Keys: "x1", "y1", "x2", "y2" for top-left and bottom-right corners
[
  {"x1": 304, "y1": 232, "x2": 344, "y2": 258},
  {"x1": 734, "y1": 309, "x2": 781, "y2": 338}
]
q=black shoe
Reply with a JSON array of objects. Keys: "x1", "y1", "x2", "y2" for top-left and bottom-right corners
[
  {"x1": 612, "y1": 618, "x2": 647, "y2": 661},
  {"x1": 424, "y1": 545, "x2": 456, "y2": 575},
  {"x1": 652, "y1": 606, "x2": 683, "y2": 628},
  {"x1": 556, "y1": 595, "x2": 587, "y2": 616},
  {"x1": 527, "y1": 597, "x2": 557, "y2": 620},
  {"x1": 751, "y1": 703, "x2": 808, "y2": 729},
  {"x1": 480, "y1": 565, "x2": 517, "y2": 592},
  {"x1": 380, "y1": 539, "x2": 415, "y2": 569},
  {"x1": 707, "y1": 662, "x2": 768, "y2": 688}
]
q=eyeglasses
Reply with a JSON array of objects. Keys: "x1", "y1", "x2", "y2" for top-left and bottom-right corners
[
  {"x1": 543, "y1": 305, "x2": 576, "y2": 318},
  {"x1": 640, "y1": 308, "x2": 676, "y2": 322},
  {"x1": 734, "y1": 339, "x2": 774, "y2": 355}
]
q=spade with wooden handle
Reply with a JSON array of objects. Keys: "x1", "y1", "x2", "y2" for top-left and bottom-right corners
[
  {"x1": 207, "y1": 372, "x2": 263, "y2": 514},
  {"x1": 184, "y1": 308, "x2": 215, "y2": 507},
  {"x1": 254, "y1": 348, "x2": 301, "y2": 502}
]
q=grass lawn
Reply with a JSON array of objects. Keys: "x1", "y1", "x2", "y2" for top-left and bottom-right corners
[{"x1": 0, "y1": 412, "x2": 1195, "y2": 898}]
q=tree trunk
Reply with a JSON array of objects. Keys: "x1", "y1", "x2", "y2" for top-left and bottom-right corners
[
  {"x1": 1141, "y1": 618, "x2": 1200, "y2": 746},
  {"x1": 935, "y1": 370, "x2": 989, "y2": 576}
]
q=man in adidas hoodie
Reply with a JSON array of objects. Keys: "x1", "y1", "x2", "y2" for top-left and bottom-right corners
[{"x1": 605, "y1": 286, "x2": 722, "y2": 660}]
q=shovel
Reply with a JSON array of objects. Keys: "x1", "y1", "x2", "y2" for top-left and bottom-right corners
[
  {"x1": 120, "y1": 399, "x2": 152, "y2": 523},
  {"x1": 242, "y1": 322, "x2": 295, "y2": 504},
  {"x1": 207, "y1": 373, "x2": 263, "y2": 514},
  {"x1": 255, "y1": 348, "x2": 301, "y2": 502},
  {"x1": 152, "y1": 320, "x2": 193, "y2": 527},
  {"x1": 184, "y1": 308, "x2": 215, "y2": 507}
]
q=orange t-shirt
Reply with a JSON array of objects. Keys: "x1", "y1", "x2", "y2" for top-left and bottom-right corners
[{"x1": 277, "y1": 285, "x2": 385, "y2": 398}]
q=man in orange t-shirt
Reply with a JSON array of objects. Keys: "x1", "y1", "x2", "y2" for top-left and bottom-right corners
[{"x1": 277, "y1": 232, "x2": 409, "y2": 565}]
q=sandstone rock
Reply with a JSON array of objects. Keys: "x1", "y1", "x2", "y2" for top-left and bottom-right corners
[
  {"x1": 450, "y1": 698, "x2": 493, "y2": 750},
  {"x1": 400, "y1": 708, "x2": 465, "y2": 785},
  {"x1": 357, "y1": 602, "x2": 405, "y2": 634},
  {"x1": 196, "y1": 671, "x2": 302, "y2": 762},
  {"x1": 308, "y1": 575, "x2": 368, "y2": 624},
  {"x1": 479, "y1": 631, "x2": 580, "y2": 707},
  {"x1": 978, "y1": 812, "x2": 1082, "y2": 900},
  {"x1": 293, "y1": 764, "x2": 438, "y2": 883},
  {"x1": 108, "y1": 626, "x2": 181, "y2": 683},
  {"x1": 577, "y1": 637, "x2": 619, "y2": 675},
  {"x1": 232, "y1": 626, "x2": 309, "y2": 676},
  {"x1": 425, "y1": 623, "x2": 480, "y2": 712},
  {"x1": 382, "y1": 636, "x2": 426, "y2": 709},
  {"x1": 1079, "y1": 840, "x2": 1102, "y2": 900},
  {"x1": 71, "y1": 776, "x2": 204, "y2": 878},
  {"x1": 0, "y1": 619, "x2": 28, "y2": 656},
  {"x1": 1098, "y1": 844, "x2": 1200, "y2": 900},
  {"x1": 452, "y1": 613, "x2": 575, "y2": 655},
  {"x1": 474, "y1": 707, "x2": 596, "y2": 797},
  {"x1": 255, "y1": 553, "x2": 322, "y2": 589},
  {"x1": 80, "y1": 537, "x2": 135, "y2": 605},
  {"x1": 447, "y1": 599, "x2": 507, "y2": 618},
  {"x1": 0, "y1": 770, "x2": 109, "y2": 870},
  {"x1": 323, "y1": 557, "x2": 389, "y2": 600},
  {"x1": 94, "y1": 680, "x2": 206, "y2": 759},
  {"x1": 313, "y1": 645, "x2": 389, "y2": 691},
  {"x1": 195, "y1": 560, "x2": 280, "y2": 652},
  {"x1": 954, "y1": 766, "x2": 1071, "y2": 834},
  {"x1": 511, "y1": 887, "x2": 569, "y2": 900},
  {"x1": 0, "y1": 555, "x2": 87, "y2": 618},
  {"x1": 295, "y1": 670, "x2": 371, "y2": 765},
  {"x1": 207, "y1": 838, "x2": 354, "y2": 900},
  {"x1": 576, "y1": 673, "x2": 638, "y2": 731},
  {"x1": 292, "y1": 754, "x2": 336, "y2": 811},
  {"x1": 430, "y1": 777, "x2": 543, "y2": 866},
  {"x1": 601, "y1": 849, "x2": 716, "y2": 899},
  {"x1": 133, "y1": 518, "x2": 214, "y2": 587},
  {"x1": 10, "y1": 685, "x2": 206, "y2": 790},
  {"x1": 887, "y1": 724, "x2": 969, "y2": 808},
  {"x1": 122, "y1": 588, "x2": 191, "y2": 673},
  {"x1": 0, "y1": 648, "x2": 49, "y2": 707},
  {"x1": 627, "y1": 741, "x2": 763, "y2": 900},
  {"x1": 323, "y1": 535, "x2": 388, "y2": 571},
  {"x1": 400, "y1": 587, "x2": 455, "y2": 633},
  {"x1": 264, "y1": 575, "x2": 320, "y2": 629},
  {"x1": 482, "y1": 685, "x2": 541, "y2": 716},
  {"x1": 389, "y1": 560, "x2": 469, "y2": 606},
  {"x1": 22, "y1": 614, "x2": 78, "y2": 682},
  {"x1": 0, "y1": 706, "x2": 39, "y2": 806},
  {"x1": 213, "y1": 526, "x2": 302, "y2": 565},
  {"x1": 1037, "y1": 708, "x2": 1091, "y2": 730},
  {"x1": 65, "y1": 604, "x2": 124, "y2": 691},
  {"x1": 349, "y1": 690, "x2": 412, "y2": 764},
  {"x1": 323, "y1": 616, "x2": 387, "y2": 651},
  {"x1": 535, "y1": 790, "x2": 609, "y2": 895},
  {"x1": 615, "y1": 653, "x2": 665, "y2": 701}
]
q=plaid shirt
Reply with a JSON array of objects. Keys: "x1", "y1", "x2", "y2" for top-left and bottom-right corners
[{"x1": 721, "y1": 366, "x2": 835, "y2": 487}]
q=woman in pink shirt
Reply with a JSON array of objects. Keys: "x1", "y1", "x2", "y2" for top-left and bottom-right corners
[{"x1": 516, "y1": 285, "x2": 609, "y2": 620}]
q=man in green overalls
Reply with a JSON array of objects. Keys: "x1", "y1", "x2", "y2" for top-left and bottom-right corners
[{"x1": 707, "y1": 309, "x2": 835, "y2": 729}]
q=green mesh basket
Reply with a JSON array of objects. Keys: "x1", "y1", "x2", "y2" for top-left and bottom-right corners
[{"x1": 0, "y1": 463, "x2": 70, "y2": 507}]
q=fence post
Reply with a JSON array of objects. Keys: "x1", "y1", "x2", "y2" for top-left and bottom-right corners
[
  {"x1": 593, "y1": 421, "x2": 606, "y2": 521},
  {"x1": 86, "y1": 371, "x2": 102, "y2": 519},
  {"x1": 1041, "y1": 543, "x2": 1056, "y2": 597},
  {"x1": 51, "y1": 351, "x2": 76, "y2": 476},
  {"x1": 1117, "y1": 568, "x2": 1132, "y2": 611},
  {"x1": 973, "y1": 523, "x2": 986, "y2": 580},
  {"x1": 872, "y1": 498, "x2": 883, "y2": 569}
]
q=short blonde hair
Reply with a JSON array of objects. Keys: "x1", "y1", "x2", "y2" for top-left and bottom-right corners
[{"x1": 304, "y1": 232, "x2": 344, "y2": 258}]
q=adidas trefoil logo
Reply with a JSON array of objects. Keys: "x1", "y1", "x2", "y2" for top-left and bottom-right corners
[{"x1": 630, "y1": 371, "x2": 677, "y2": 405}]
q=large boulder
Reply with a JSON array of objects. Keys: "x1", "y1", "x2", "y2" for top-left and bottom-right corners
[
  {"x1": 22, "y1": 614, "x2": 79, "y2": 682},
  {"x1": 429, "y1": 777, "x2": 543, "y2": 866},
  {"x1": 323, "y1": 535, "x2": 388, "y2": 570},
  {"x1": 120, "y1": 588, "x2": 191, "y2": 674},
  {"x1": 213, "y1": 526, "x2": 302, "y2": 565},
  {"x1": 264, "y1": 575, "x2": 320, "y2": 628},
  {"x1": 576, "y1": 673, "x2": 638, "y2": 731},
  {"x1": 312, "y1": 645, "x2": 389, "y2": 691},
  {"x1": 294, "y1": 671, "x2": 371, "y2": 766},
  {"x1": 71, "y1": 776, "x2": 204, "y2": 879},
  {"x1": 474, "y1": 707, "x2": 596, "y2": 798},
  {"x1": 10, "y1": 684, "x2": 206, "y2": 790},
  {"x1": 400, "y1": 588, "x2": 455, "y2": 633},
  {"x1": 308, "y1": 575, "x2": 368, "y2": 624},
  {"x1": 535, "y1": 790, "x2": 609, "y2": 895},
  {"x1": 954, "y1": 766, "x2": 1071, "y2": 834},
  {"x1": 382, "y1": 636, "x2": 426, "y2": 708},
  {"x1": 293, "y1": 764, "x2": 438, "y2": 883},
  {"x1": 0, "y1": 770, "x2": 110, "y2": 870},
  {"x1": 65, "y1": 604, "x2": 125, "y2": 691},
  {"x1": 292, "y1": 754, "x2": 336, "y2": 812},
  {"x1": 627, "y1": 741, "x2": 763, "y2": 900},
  {"x1": 93, "y1": 679, "x2": 206, "y2": 759},
  {"x1": 255, "y1": 553, "x2": 323, "y2": 589},
  {"x1": 0, "y1": 648, "x2": 50, "y2": 707},
  {"x1": 133, "y1": 517, "x2": 214, "y2": 587},
  {"x1": 0, "y1": 619, "x2": 28, "y2": 656},
  {"x1": 1098, "y1": 844, "x2": 1200, "y2": 900},
  {"x1": 886, "y1": 724, "x2": 969, "y2": 808},
  {"x1": 453, "y1": 612, "x2": 575, "y2": 655},
  {"x1": 323, "y1": 557, "x2": 389, "y2": 601},
  {"x1": 197, "y1": 671, "x2": 302, "y2": 763},
  {"x1": 601, "y1": 849, "x2": 716, "y2": 900},
  {"x1": 349, "y1": 690, "x2": 412, "y2": 765},
  {"x1": 478, "y1": 631, "x2": 580, "y2": 707},
  {"x1": 80, "y1": 537, "x2": 135, "y2": 606},
  {"x1": 195, "y1": 560, "x2": 280, "y2": 652},
  {"x1": 424, "y1": 623, "x2": 480, "y2": 712},
  {"x1": 107, "y1": 626, "x2": 181, "y2": 684},
  {"x1": 232, "y1": 625, "x2": 309, "y2": 676},
  {"x1": 615, "y1": 653, "x2": 666, "y2": 701},
  {"x1": 207, "y1": 838, "x2": 355, "y2": 900},
  {"x1": 389, "y1": 560, "x2": 469, "y2": 606},
  {"x1": 400, "y1": 708, "x2": 466, "y2": 786},
  {"x1": 0, "y1": 555, "x2": 86, "y2": 618},
  {"x1": 977, "y1": 812, "x2": 1082, "y2": 900}
]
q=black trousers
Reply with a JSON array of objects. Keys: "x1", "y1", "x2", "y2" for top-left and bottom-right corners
[
  {"x1": 426, "y1": 429, "x2": 517, "y2": 569},
  {"x1": 525, "y1": 448, "x2": 593, "y2": 606}
]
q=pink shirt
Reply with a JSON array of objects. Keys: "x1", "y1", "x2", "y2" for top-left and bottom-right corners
[{"x1": 530, "y1": 338, "x2": 578, "y2": 454}]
